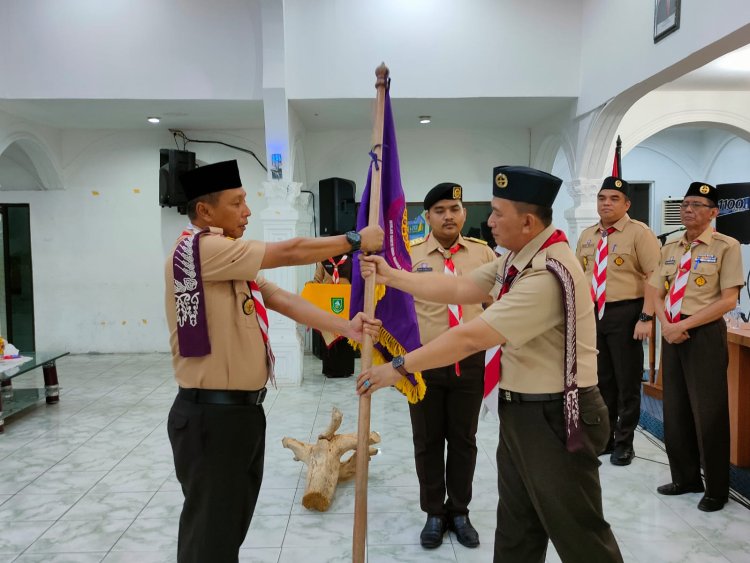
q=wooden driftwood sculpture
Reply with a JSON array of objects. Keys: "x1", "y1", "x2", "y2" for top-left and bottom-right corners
[{"x1": 282, "y1": 407, "x2": 380, "y2": 511}]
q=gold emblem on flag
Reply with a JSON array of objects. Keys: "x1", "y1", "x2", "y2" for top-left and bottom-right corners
[
  {"x1": 699, "y1": 185, "x2": 710, "y2": 194},
  {"x1": 615, "y1": 179, "x2": 623, "y2": 188},
  {"x1": 695, "y1": 276, "x2": 706, "y2": 287},
  {"x1": 495, "y1": 173, "x2": 508, "y2": 189},
  {"x1": 614, "y1": 256, "x2": 624, "y2": 266},
  {"x1": 453, "y1": 186, "x2": 462, "y2": 199},
  {"x1": 242, "y1": 297, "x2": 254, "y2": 315}
]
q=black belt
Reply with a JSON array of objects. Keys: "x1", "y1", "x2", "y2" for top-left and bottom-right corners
[
  {"x1": 178, "y1": 387, "x2": 267, "y2": 406},
  {"x1": 599, "y1": 297, "x2": 643, "y2": 310},
  {"x1": 499, "y1": 385, "x2": 596, "y2": 403}
]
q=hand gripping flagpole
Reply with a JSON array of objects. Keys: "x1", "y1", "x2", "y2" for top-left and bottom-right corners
[{"x1": 352, "y1": 62, "x2": 388, "y2": 563}]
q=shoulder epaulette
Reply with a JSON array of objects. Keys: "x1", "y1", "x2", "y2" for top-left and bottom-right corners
[
  {"x1": 464, "y1": 236, "x2": 488, "y2": 245},
  {"x1": 410, "y1": 237, "x2": 426, "y2": 246}
]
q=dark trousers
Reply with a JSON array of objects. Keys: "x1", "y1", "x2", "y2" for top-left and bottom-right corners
[
  {"x1": 168, "y1": 395, "x2": 266, "y2": 563},
  {"x1": 596, "y1": 298, "x2": 644, "y2": 449},
  {"x1": 494, "y1": 387, "x2": 623, "y2": 563},
  {"x1": 662, "y1": 318, "x2": 730, "y2": 498},
  {"x1": 408, "y1": 351, "x2": 484, "y2": 517}
]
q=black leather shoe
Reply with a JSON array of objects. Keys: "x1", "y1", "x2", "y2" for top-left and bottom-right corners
[
  {"x1": 657, "y1": 482, "x2": 705, "y2": 495},
  {"x1": 449, "y1": 515, "x2": 479, "y2": 548},
  {"x1": 698, "y1": 495, "x2": 728, "y2": 512},
  {"x1": 610, "y1": 446, "x2": 634, "y2": 466},
  {"x1": 420, "y1": 515, "x2": 447, "y2": 549}
]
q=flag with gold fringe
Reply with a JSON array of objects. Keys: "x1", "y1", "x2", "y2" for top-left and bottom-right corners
[{"x1": 349, "y1": 87, "x2": 425, "y2": 403}]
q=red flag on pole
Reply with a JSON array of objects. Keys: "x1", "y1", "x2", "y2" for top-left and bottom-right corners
[{"x1": 612, "y1": 135, "x2": 622, "y2": 177}]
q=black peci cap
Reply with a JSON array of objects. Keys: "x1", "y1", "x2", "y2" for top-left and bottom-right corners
[
  {"x1": 492, "y1": 165, "x2": 562, "y2": 207},
  {"x1": 600, "y1": 176, "x2": 631, "y2": 198},
  {"x1": 180, "y1": 160, "x2": 243, "y2": 201},
  {"x1": 423, "y1": 182, "x2": 463, "y2": 210},
  {"x1": 684, "y1": 182, "x2": 718, "y2": 206}
]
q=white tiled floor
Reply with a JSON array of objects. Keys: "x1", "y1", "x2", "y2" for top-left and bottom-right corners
[{"x1": 0, "y1": 353, "x2": 749, "y2": 562}]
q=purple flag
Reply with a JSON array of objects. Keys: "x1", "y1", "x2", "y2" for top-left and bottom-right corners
[{"x1": 350, "y1": 88, "x2": 425, "y2": 403}]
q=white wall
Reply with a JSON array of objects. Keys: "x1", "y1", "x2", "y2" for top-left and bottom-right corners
[
  {"x1": 284, "y1": 0, "x2": 583, "y2": 99},
  {"x1": 302, "y1": 125, "x2": 530, "y2": 209},
  {"x1": 578, "y1": 0, "x2": 750, "y2": 114},
  {"x1": 1, "y1": 0, "x2": 264, "y2": 100},
  {"x1": 0, "y1": 126, "x2": 267, "y2": 353}
]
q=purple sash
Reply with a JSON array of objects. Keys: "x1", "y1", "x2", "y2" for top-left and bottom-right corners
[{"x1": 173, "y1": 229, "x2": 211, "y2": 357}]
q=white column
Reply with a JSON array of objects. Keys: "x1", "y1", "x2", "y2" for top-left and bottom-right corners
[
  {"x1": 259, "y1": 179, "x2": 305, "y2": 386},
  {"x1": 564, "y1": 178, "x2": 600, "y2": 243}
]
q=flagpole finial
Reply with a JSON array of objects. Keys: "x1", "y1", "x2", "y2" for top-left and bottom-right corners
[{"x1": 375, "y1": 63, "x2": 389, "y2": 88}]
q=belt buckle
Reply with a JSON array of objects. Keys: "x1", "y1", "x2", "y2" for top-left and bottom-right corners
[
  {"x1": 255, "y1": 387, "x2": 267, "y2": 406},
  {"x1": 502, "y1": 390, "x2": 512, "y2": 402}
]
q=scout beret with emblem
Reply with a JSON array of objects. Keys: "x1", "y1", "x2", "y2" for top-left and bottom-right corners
[
  {"x1": 424, "y1": 182, "x2": 463, "y2": 210},
  {"x1": 600, "y1": 176, "x2": 631, "y2": 198},
  {"x1": 492, "y1": 165, "x2": 562, "y2": 207},
  {"x1": 684, "y1": 182, "x2": 718, "y2": 206},
  {"x1": 180, "y1": 159, "x2": 243, "y2": 201}
]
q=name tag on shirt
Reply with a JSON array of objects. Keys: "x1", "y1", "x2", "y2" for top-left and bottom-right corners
[
  {"x1": 664, "y1": 257, "x2": 676, "y2": 265},
  {"x1": 416, "y1": 264, "x2": 433, "y2": 272},
  {"x1": 697, "y1": 255, "x2": 717, "y2": 263}
]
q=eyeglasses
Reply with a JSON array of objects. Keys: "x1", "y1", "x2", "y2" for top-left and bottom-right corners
[{"x1": 679, "y1": 202, "x2": 716, "y2": 210}]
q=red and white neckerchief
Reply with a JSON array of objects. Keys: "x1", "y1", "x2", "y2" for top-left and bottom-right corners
[
  {"x1": 444, "y1": 242, "x2": 463, "y2": 375},
  {"x1": 248, "y1": 280, "x2": 276, "y2": 387},
  {"x1": 328, "y1": 255, "x2": 348, "y2": 284},
  {"x1": 664, "y1": 240, "x2": 701, "y2": 323},
  {"x1": 591, "y1": 226, "x2": 616, "y2": 320}
]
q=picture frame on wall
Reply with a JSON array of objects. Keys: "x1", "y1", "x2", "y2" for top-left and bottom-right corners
[{"x1": 654, "y1": 0, "x2": 681, "y2": 43}]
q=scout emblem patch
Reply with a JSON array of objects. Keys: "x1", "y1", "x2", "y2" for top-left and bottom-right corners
[
  {"x1": 243, "y1": 296, "x2": 254, "y2": 315},
  {"x1": 664, "y1": 280, "x2": 670, "y2": 291},
  {"x1": 615, "y1": 179, "x2": 623, "y2": 188},
  {"x1": 331, "y1": 297, "x2": 345, "y2": 314},
  {"x1": 452, "y1": 186, "x2": 462, "y2": 199},
  {"x1": 614, "y1": 256, "x2": 624, "y2": 266},
  {"x1": 695, "y1": 276, "x2": 706, "y2": 287},
  {"x1": 495, "y1": 173, "x2": 508, "y2": 188},
  {"x1": 700, "y1": 185, "x2": 710, "y2": 195},
  {"x1": 583, "y1": 256, "x2": 588, "y2": 268}
]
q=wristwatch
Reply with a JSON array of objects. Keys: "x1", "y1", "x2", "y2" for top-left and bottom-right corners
[
  {"x1": 638, "y1": 313, "x2": 654, "y2": 322},
  {"x1": 345, "y1": 231, "x2": 361, "y2": 252},
  {"x1": 391, "y1": 355, "x2": 409, "y2": 376}
]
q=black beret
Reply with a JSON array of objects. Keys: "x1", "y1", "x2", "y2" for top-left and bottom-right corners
[
  {"x1": 180, "y1": 160, "x2": 243, "y2": 201},
  {"x1": 492, "y1": 165, "x2": 562, "y2": 207},
  {"x1": 600, "y1": 176, "x2": 631, "y2": 198},
  {"x1": 424, "y1": 182, "x2": 463, "y2": 210},
  {"x1": 684, "y1": 181, "x2": 718, "y2": 206}
]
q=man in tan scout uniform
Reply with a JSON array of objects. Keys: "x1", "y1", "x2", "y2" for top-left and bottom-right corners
[
  {"x1": 651, "y1": 181, "x2": 744, "y2": 513},
  {"x1": 164, "y1": 160, "x2": 383, "y2": 563},
  {"x1": 408, "y1": 182, "x2": 496, "y2": 549},
  {"x1": 357, "y1": 166, "x2": 622, "y2": 562},
  {"x1": 576, "y1": 176, "x2": 660, "y2": 466}
]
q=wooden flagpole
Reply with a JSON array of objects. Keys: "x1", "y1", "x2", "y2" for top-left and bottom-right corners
[{"x1": 352, "y1": 62, "x2": 389, "y2": 563}]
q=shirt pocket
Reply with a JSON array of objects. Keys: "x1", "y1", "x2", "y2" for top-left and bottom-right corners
[
  {"x1": 690, "y1": 260, "x2": 719, "y2": 288},
  {"x1": 580, "y1": 251, "x2": 595, "y2": 273},
  {"x1": 233, "y1": 280, "x2": 258, "y2": 329},
  {"x1": 659, "y1": 262, "x2": 678, "y2": 288},
  {"x1": 609, "y1": 243, "x2": 633, "y2": 270}
]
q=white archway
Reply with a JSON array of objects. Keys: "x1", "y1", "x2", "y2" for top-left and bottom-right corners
[{"x1": 0, "y1": 133, "x2": 64, "y2": 190}]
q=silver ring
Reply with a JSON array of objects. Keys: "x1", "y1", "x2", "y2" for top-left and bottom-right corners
[{"x1": 363, "y1": 379, "x2": 371, "y2": 389}]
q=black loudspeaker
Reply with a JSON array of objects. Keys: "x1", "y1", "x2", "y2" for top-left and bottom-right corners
[
  {"x1": 319, "y1": 177, "x2": 356, "y2": 235},
  {"x1": 717, "y1": 182, "x2": 750, "y2": 244},
  {"x1": 159, "y1": 149, "x2": 196, "y2": 212}
]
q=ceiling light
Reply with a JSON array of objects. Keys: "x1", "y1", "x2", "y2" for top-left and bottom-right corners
[
  {"x1": 147, "y1": 117, "x2": 161, "y2": 124},
  {"x1": 419, "y1": 116, "x2": 431, "y2": 124}
]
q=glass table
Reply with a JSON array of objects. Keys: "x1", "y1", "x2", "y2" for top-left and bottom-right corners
[{"x1": 0, "y1": 351, "x2": 69, "y2": 433}]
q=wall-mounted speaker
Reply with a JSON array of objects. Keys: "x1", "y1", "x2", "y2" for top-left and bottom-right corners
[
  {"x1": 319, "y1": 177, "x2": 356, "y2": 235},
  {"x1": 159, "y1": 149, "x2": 195, "y2": 213}
]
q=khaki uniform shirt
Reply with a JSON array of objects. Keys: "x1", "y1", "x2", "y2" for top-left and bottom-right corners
[
  {"x1": 649, "y1": 226, "x2": 745, "y2": 316},
  {"x1": 575, "y1": 213, "x2": 661, "y2": 302},
  {"x1": 164, "y1": 227, "x2": 281, "y2": 391},
  {"x1": 411, "y1": 234, "x2": 497, "y2": 344},
  {"x1": 470, "y1": 225, "x2": 598, "y2": 393}
]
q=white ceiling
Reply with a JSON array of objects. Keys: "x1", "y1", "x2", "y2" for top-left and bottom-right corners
[{"x1": 0, "y1": 45, "x2": 748, "y2": 133}]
